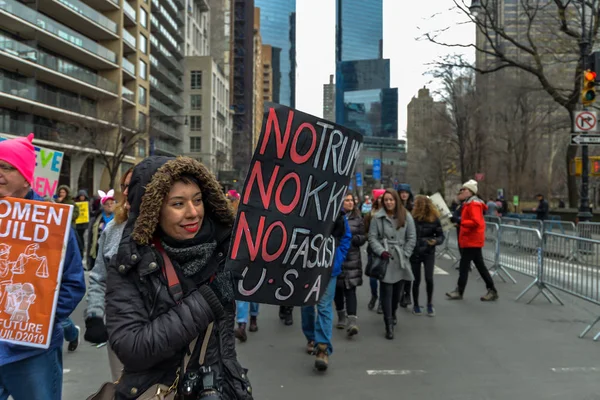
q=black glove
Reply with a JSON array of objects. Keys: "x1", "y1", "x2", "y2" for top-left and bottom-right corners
[
  {"x1": 210, "y1": 270, "x2": 242, "y2": 306},
  {"x1": 84, "y1": 317, "x2": 108, "y2": 344}
]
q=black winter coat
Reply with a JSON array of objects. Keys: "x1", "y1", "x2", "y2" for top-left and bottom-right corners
[
  {"x1": 105, "y1": 156, "x2": 251, "y2": 400},
  {"x1": 337, "y1": 213, "x2": 367, "y2": 289},
  {"x1": 410, "y1": 218, "x2": 444, "y2": 261}
]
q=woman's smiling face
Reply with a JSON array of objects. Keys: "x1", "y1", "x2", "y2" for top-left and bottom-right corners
[{"x1": 159, "y1": 180, "x2": 205, "y2": 240}]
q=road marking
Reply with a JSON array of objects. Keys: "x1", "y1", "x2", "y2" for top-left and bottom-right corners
[
  {"x1": 367, "y1": 370, "x2": 426, "y2": 376},
  {"x1": 63, "y1": 369, "x2": 71, "y2": 374},
  {"x1": 434, "y1": 266, "x2": 448, "y2": 275},
  {"x1": 551, "y1": 367, "x2": 600, "y2": 373}
]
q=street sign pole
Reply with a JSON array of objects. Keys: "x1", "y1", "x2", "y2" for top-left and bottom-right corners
[{"x1": 579, "y1": 3, "x2": 593, "y2": 222}]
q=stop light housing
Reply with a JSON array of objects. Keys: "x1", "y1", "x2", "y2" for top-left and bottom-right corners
[{"x1": 582, "y1": 69, "x2": 597, "y2": 106}]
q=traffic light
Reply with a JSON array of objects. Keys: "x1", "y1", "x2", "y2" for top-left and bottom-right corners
[{"x1": 582, "y1": 69, "x2": 597, "y2": 106}]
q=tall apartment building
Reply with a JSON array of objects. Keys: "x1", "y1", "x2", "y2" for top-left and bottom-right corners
[
  {"x1": 254, "y1": 0, "x2": 296, "y2": 107},
  {"x1": 184, "y1": 56, "x2": 232, "y2": 174},
  {"x1": 406, "y1": 87, "x2": 450, "y2": 193},
  {"x1": 184, "y1": 0, "x2": 210, "y2": 56},
  {"x1": 208, "y1": 0, "x2": 230, "y2": 75},
  {"x1": 323, "y1": 74, "x2": 335, "y2": 121},
  {"x1": 252, "y1": 7, "x2": 264, "y2": 150},
  {"x1": 262, "y1": 44, "x2": 273, "y2": 103},
  {"x1": 0, "y1": 0, "x2": 151, "y2": 193}
]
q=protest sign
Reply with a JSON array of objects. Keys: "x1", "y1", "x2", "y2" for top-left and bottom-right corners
[
  {"x1": 75, "y1": 201, "x2": 90, "y2": 225},
  {"x1": 0, "y1": 198, "x2": 72, "y2": 349},
  {"x1": 226, "y1": 103, "x2": 363, "y2": 306},
  {"x1": 0, "y1": 136, "x2": 64, "y2": 198},
  {"x1": 430, "y1": 193, "x2": 454, "y2": 232}
]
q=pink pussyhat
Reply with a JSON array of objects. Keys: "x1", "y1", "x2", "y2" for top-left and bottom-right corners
[
  {"x1": 372, "y1": 189, "x2": 386, "y2": 202},
  {"x1": 227, "y1": 189, "x2": 240, "y2": 200},
  {"x1": 0, "y1": 133, "x2": 36, "y2": 184}
]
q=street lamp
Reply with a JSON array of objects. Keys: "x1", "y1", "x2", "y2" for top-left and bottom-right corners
[{"x1": 469, "y1": 0, "x2": 482, "y2": 17}]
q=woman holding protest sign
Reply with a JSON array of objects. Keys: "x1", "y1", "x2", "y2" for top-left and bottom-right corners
[
  {"x1": 102, "y1": 156, "x2": 252, "y2": 400},
  {"x1": 84, "y1": 166, "x2": 134, "y2": 381},
  {"x1": 410, "y1": 195, "x2": 444, "y2": 317},
  {"x1": 368, "y1": 189, "x2": 416, "y2": 340},
  {"x1": 335, "y1": 193, "x2": 366, "y2": 336}
]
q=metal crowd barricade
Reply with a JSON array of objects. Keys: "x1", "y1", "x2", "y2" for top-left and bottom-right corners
[
  {"x1": 577, "y1": 222, "x2": 600, "y2": 242},
  {"x1": 538, "y1": 233, "x2": 600, "y2": 341},
  {"x1": 501, "y1": 217, "x2": 521, "y2": 226},
  {"x1": 484, "y1": 215, "x2": 501, "y2": 225},
  {"x1": 519, "y1": 219, "x2": 543, "y2": 232},
  {"x1": 497, "y1": 225, "x2": 540, "y2": 287},
  {"x1": 436, "y1": 228, "x2": 460, "y2": 267},
  {"x1": 543, "y1": 220, "x2": 577, "y2": 236},
  {"x1": 483, "y1": 223, "x2": 516, "y2": 283}
]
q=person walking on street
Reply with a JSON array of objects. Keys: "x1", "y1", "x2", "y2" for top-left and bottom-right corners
[
  {"x1": 335, "y1": 193, "x2": 367, "y2": 337},
  {"x1": 84, "y1": 167, "x2": 134, "y2": 381},
  {"x1": 368, "y1": 189, "x2": 416, "y2": 340},
  {"x1": 87, "y1": 190, "x2": 116, "y2": 269},
  {"x1": 397, "y1": 183, "x2": 414, "y2": 309},
  {"x1": 446, "y1": 180, "x2": 499, "y2": 301},
  {"x1": 302, "y1": 212, "x2": 351, "y2": 371},
  {"x1": 534, "y1": 194, "x2": 549, "y2": 221},
  {"x1": 364, "y1": 189, "x2": 385, "y2": 314},
  {"x1": 75, "y1": 189, "x2": 91, "y2": 261},
  {"x1": 486, "y1": 197, "x2": 499, "y2": 216},
  {"x1": 410, "y1": 196, "x2": 444, "y2": 317},
  {"x1": 0, "y1": 134, "x2": 86, "y2": 400}
]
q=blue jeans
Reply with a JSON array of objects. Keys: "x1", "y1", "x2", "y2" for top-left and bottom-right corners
[
  {"x1": 62, "y1": 318, "x2": 78, "y2": 342},
  {"x1": 236, "y1": 301, "x2": 259, "y2": 324},
  {"x1": 301, "y1": 276, "x2": 337, "y2": 354},
  {"x1": 0, "y1": 347, "x2": 63, "y2": 400}
]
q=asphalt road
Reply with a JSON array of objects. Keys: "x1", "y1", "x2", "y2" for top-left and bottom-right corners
[{"x1": 62, "y1": 256, "x2": 600, "y2": 400}]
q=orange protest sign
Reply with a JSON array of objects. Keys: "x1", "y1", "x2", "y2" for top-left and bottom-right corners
[{"x1": 0, "y1": 197, "x2": 72, "y2": 349}]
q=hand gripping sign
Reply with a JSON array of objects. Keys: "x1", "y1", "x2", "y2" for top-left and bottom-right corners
[
  {"x1": 226, "y1": 103, "x2": 363, "y2": 307},
  {"x1": 0, "y1": 198, "x2": 72, "y2": 348}
]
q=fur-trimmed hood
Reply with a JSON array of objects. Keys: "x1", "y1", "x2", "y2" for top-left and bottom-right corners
[{"x1": 127, "y1": 156, "x2": 234, "y2": 246}]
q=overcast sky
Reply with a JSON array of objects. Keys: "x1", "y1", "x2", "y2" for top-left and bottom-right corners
[{"x1": 295, "y1": 0, "x2": 475, "y2": 138}]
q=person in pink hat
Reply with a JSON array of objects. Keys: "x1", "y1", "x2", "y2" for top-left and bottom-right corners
[{"x1": 0, "y1": 134, "x2": 86, "y2": 400}]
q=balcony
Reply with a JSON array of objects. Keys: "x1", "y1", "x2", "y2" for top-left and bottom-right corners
[
  {"x1": 122, "y1": 57, "x2": 135, "y2": 80},
  {"x1": 151, "y1": 119, "x2": 183, "y2": 141},
  {"x1": 150, "y1": 96, "x2": 184, "y2": 125},
  {"x1": 123, "y1": 1, "x2": 136, "y2": 26},
  {"x1": 80, "y1": 0, "x2": 119, "y2": 11},
  {"x1": 38, "y1": 0, "x2": 118, "y2": 41},
  {"x1": 150, "y1": 55, "x2": 183, "y2": 91},
  {"x1": 122, "y1": 86, "x2": 134, "y2": 106},
  {"x1": 154, "y1": 138, "x2": 182, "y2": 156},
  {"x1": 0, "y1": 0, "x2": 117, "y2": 69},
  {"x1": 0, "y1": 119, "x2": 84, "y2": 144},
  {"x1": 0, "y1": 34, "x2": 117, "y2": 99},
  {"x1": 122, "y1": 29, "x2": 136, "y2": 53},
  {"x1": 0, "y1": 76, "x2": 105, "y2": 125},
  {"x1": 150, "y1": 35, "x2": 183, "y2": 73},
  {"x1": 149, "y1": 75, "x2": 183, "y2": 109}
]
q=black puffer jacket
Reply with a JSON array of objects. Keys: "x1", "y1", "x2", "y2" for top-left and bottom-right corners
[
  {"x1": 411, "y1": 217, "x2": 444, "y2": 261},
  {"x1": 105, "y1": 156, "x2": 252, "y2": 400},
  {"x1": 338, "y1": 212, "x2": 366, "y2": 289}
]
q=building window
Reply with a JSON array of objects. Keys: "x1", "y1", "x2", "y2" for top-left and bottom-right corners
[
  {"x1": 138, "y1": 112, "x2": 147, "y2": 131},
  {"x1": 191, "y1": 94, "x2": 202, "y2": 110},
  {"x1": 138, "y1": 86, "x2": 147, "y2": 106},
  {"x1": 190, "y1": 137, "x2": 202, "y2": 152},
  {"x1": 139, "y1": 34, "x2": 147, "y2": 54},
  {"x1": 139, "y1": 60, "x2": 147, "y2": 80},
  {"x1": 140, "y1": 8, "x2": 148, "y2": 28},
  {"x1": 137, "y1": 140, "x2": 147, "y2": 157},
  {"x1": 190, "y1": 115, "x2": 202, "y2": 131},
  {"x1": 191, "y1": 71, "x2": 202, "y2": 89}
]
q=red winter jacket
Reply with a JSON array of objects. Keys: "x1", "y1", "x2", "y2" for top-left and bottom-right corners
[{"x1": 459, "y1": 196, "x2": 488, "y2": 248}]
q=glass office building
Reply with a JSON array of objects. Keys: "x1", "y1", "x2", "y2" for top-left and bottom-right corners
[
  {"x1": 336, "y1": 0, "x2": 383, "y2": 62},
  {"x1": 254, "y1": 0, "x2": 296, "y2": 107}
]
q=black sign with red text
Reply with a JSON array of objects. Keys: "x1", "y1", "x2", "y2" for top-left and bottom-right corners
[{"x1": 225, "y1": 103, "x2": 363, "y2": 306}]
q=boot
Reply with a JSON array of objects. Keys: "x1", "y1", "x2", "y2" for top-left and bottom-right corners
[
  {"x1": 280, "y1": 306, "x2": 293, "y2": 326},
  {"x1": 314, "y1": 343, "x2": 329, "y2": 371},
  {"x1": 384, "y1": 319, "x2": 394, "y2": 340},
  {"x1": 481, "y1": 289, "x2": 499, "y2": 302},
  {"x1": 234, "y1": 323, "x2": 247, "y2": 342},
  {"x1": 306, "y1": 340, "x2": 315, "y2": 355},
  {"x1": 368, "y1": 295, "x2": 377, "y2": 311},
  {"x1": 446, "y1": 289, "x2": 463, "y2": 300},
  {"x1": 249, "y1": 316, "x2": 258, "y2": 332},
  {"x1": 376, "y1": 301, "x2": 383, "y2": 314},
  {"x1": 346, "y1": 315, "x2": 359, "y2": 337},
  {"x1": 336, "y1": 310, "x2": 347, "y2": 329}
]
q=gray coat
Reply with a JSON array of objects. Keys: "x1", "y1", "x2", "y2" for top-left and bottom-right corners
[{"x1": 368, "y1": 208, "x2": 416, "y2": 284}]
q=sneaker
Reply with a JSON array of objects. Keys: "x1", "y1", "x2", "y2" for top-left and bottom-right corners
[
  {"x1": 68, "y1": 326, "x2": 81, "y2": 352},
  {"x1": 306, "y1": 340, "x2": 315, "y2": 355},
  {"x1": 314, "y1": 344, "x2": 329, "y2": 371},
  {"x1": 446, "y1": 290, "x2": 463, "y2": 300},
  {"x1": 427, "y1": 304, "x2": 436, "y2": 317},
  {"x1": 234, "y1": 323, "x2": 247, "y2": 342},
  {"x1": 412, "y1": 305, "x2": 422, "y2": 315},
  {"x1": 481, "y1": 289, "x2": 499, "y2": 302}
]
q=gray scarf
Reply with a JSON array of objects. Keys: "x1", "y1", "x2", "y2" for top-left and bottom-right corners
[{"x1": 161, "y1": 239, "x2": 217, "y2": 277}]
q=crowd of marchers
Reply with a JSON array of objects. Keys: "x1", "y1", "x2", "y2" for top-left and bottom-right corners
[{"x1": 0, "y1": 133, "x2": 498, "y2": 399}]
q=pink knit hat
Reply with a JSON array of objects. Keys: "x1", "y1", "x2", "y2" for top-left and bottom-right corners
[
  {"x1": 0, "y1": 133, "x2": 36, "y2": 185},
  {"x1": 372, "y1": 189, "x2": 386, "y2": 202},
  {"x1": 227, "y1": 189, "x2": 240, "y2": 200}
]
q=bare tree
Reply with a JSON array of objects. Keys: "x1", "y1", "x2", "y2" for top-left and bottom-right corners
[{"x1": 425, "y1": 0, "x2": 599, "y2": 207}]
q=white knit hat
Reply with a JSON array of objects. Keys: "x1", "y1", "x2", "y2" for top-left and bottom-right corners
[{"x1": 462, "y1": 179, "x2": 478, "y2": 195}]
